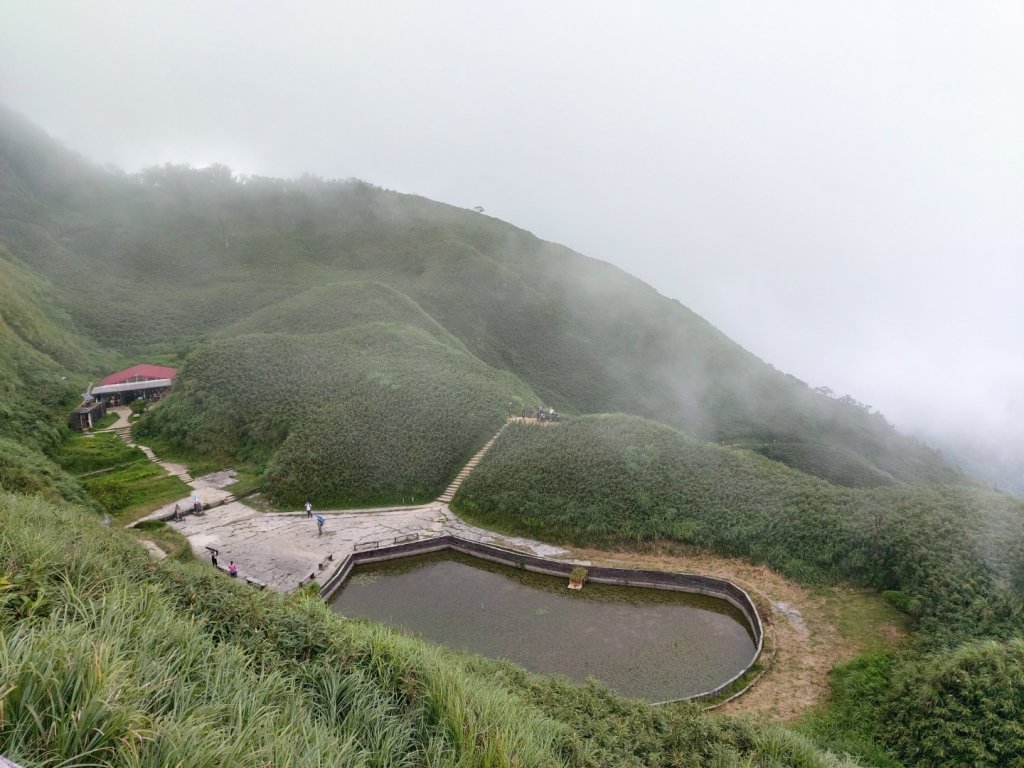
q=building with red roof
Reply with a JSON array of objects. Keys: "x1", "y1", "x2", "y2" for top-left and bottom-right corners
[
  {"x1": 99, "y1": 364, "x2": 177, "y2": 386},
  {"x1": 90, "y1": 364, "x2": 177, "y2": 407}
]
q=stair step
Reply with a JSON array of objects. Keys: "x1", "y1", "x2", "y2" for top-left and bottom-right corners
[{"x1": 435, "y1": 423, "x2": 508, "y2": 501}]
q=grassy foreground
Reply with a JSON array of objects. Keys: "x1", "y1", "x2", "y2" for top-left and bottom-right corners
[{"x1": 0, "y1": 492, "x2": 862, "y2": 768}]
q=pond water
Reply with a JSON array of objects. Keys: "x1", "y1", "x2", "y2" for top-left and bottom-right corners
[{"x1": 329, "y1": 550, "x2": 757, "y2": 701}]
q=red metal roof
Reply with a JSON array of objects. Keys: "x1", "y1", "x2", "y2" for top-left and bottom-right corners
[{"x1": 100, "y1": 364, "x2": 177, "y2": 386}]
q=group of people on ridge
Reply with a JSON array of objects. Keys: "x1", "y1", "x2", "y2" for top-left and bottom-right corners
[{"x1": 520, "y1": 406, "x2": 560, "y2": 422}]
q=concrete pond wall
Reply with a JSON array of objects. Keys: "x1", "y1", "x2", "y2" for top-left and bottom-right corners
[{"x1": 320, "y1": 535, "x2": 763, "y2": 703}]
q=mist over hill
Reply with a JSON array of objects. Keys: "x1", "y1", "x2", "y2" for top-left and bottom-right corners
[
  {"x1": 2, "y1": 105, "x2": 1023, "y2": 767},
  {"x1": 0, "y1": 105, "x2": 966, "y2": 503}
]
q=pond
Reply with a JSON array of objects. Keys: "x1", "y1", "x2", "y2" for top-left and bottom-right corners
[{"x1": 329, "y1": 550, "x2": 757, "y2": 701}]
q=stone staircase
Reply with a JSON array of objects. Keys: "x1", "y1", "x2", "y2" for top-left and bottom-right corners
[
  {"x1": 436, "y1": 425, "x2": 506, "y2": 504},
  {"x1": 112, "y1": 424, "x2": 193, "y2": 484}
]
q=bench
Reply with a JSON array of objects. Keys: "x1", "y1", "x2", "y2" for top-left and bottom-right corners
[
  {"x1": 393, "y1": 533, "x2": 418, "y2": 544},
  {"x1": 353, "y1": 540, "x2": 380, "y2": 551},
  {"x1": 318, "y1": 553, "x2": 334, "y2": 570}
]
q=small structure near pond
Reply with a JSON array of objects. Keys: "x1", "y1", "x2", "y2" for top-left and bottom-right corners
[{"x1": 69, "y1": 400, "x2": 106, "y2": 431}]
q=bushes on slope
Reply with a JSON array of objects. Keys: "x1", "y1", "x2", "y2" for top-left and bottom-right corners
[
  {"x1": 879, "y1": 639, "x2": 1024, "y2": 767},
  {"x1": 139, "y1": 324, "x2": 535, "y2": 505},
  {"x1": 454, "y1": 415, "x2": 1024, "y2": 631},
  {"x1": 0, "y1": 436, "x2": 96, "y2": 508}
]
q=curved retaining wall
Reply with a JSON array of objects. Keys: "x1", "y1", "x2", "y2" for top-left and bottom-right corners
[{"x1": 320, "y1": 535, "x2": 763, "y2": 703}]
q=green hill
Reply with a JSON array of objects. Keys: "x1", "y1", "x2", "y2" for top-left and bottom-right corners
[
  {"x1": 138, "y1": 323, "x2": 535, "y2": 506},
  {"x1": 0, "y1": 246, "x2": 113, "y2": 507},
  {"x1": 0, "y1": 103, "x2": 964, "y2": 500},
  {"x1": 217, "y1": 280, "x2": 469, "y2": 350},
  {"x1": 1, "y1": 105, "x2": 1022, "y2": 766}
]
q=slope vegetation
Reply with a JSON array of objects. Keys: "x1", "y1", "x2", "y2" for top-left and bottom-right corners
[
  {"x1": 0, "y1": 247, "x2": 112, "y2": 507},
  {"x1": 1, "y1": 492, "x2": 861, "y2": 768},
  {"x1": 0, "y1": 105, "x2": 964, "y2": 496},
  {"x1": 454, "y1": 416, "x2": 1024, "y2": 764},
  {"x1": 138, "y1": 323, "x2": 534, "y2": 506}
]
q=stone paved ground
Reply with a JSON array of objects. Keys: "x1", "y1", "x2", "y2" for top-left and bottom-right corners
[
  {"x1": 132, "y1": 487, "x2": 235, "y2": 525},
  {"x1": 170, "y1": 501, "x2": 570, "y2": 591},
  {"x1": 191, "y1": 469, "x2": 237, "y2": 490}
]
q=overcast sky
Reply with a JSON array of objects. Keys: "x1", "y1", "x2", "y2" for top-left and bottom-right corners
[{"x1": 2, "y1": 1, "x2": 1022, "y2": 465}]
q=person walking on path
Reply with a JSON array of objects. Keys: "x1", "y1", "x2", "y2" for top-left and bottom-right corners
[
  {"x1": 305, "y1": 500, "x2": 312, "y2": 518},
  {"x1": 315, "y1": 514, "x2": 326, "y2": 536}
]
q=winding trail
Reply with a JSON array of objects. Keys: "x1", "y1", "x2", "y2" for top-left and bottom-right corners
[{"x1": 96, "y1": 408, "x2": 238, "y2": 523}]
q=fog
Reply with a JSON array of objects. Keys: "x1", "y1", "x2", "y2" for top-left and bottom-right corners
[{"x1": 2, "y1": 1, "x2": 1022, "y2": 485}]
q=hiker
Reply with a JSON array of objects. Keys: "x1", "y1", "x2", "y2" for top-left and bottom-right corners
[
  {"x1": 315, "y1": 514, "x2": 326, "y2": 536},
  {"x1": 228, "y1": 561, "x2": 238, "y2": 578},
  {"x1": 305, "y1": 500, "x2": 312, "y2": 518}
]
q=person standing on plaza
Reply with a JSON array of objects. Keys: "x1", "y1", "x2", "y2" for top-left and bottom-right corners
[
  {"x1": 315, "y1": 514, "x2": 325, "y2": 536},
  {"x1": 305, "y1": 500, "x2": 312, "y2": 518}
]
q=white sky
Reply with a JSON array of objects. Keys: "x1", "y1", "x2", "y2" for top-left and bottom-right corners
[{"x1": 1, "y1": 1, "x2": 1022, "y2": 461}]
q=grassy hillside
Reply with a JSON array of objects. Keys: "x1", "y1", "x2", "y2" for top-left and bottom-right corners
[
  {"x1": 0, "y1": 492, "x2": 862, "y2": 768},
  {"x1": 3, "y1": 106, "x2": 1021, "y2": 766},
  {"x1": 217, "y1": 280, "x2": 468, "y2": 350},
  {"x1": 0, "y1": 245, "x2": 116, "y2": 509},
  {"x1": 456, "y1": 416, "x2": 1023, "y2": 627},
  {"x1": 0, "y1": 105, "x2": 965, "y2": 494},
  {"x1": 0, "y1": 249, "x2": 103, "y2": 450},
  {"x1": 137, "y1": 324, "x2": 535, "y2": 506},
  {"x1": 454, "y1": 416, "x2": 1024, "y2": 764}
]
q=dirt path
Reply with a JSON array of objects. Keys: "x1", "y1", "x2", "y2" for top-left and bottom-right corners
[{"x1": 568, "y1": 545, "x2": 907, "y2": 723}]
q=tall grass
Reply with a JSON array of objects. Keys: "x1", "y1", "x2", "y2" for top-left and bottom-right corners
[{"x1": 0, "y1": 492, "x2": 860, "y2": 767}]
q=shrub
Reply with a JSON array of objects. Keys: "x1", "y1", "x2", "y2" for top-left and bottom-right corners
[{"x1": 880, "y1": 639, "x2": 1024, "y2": 767}]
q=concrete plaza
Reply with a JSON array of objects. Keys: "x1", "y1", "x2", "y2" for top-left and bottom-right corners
[{"x1": 169, "y1": 500, "x2": 572, "y2": 591}]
